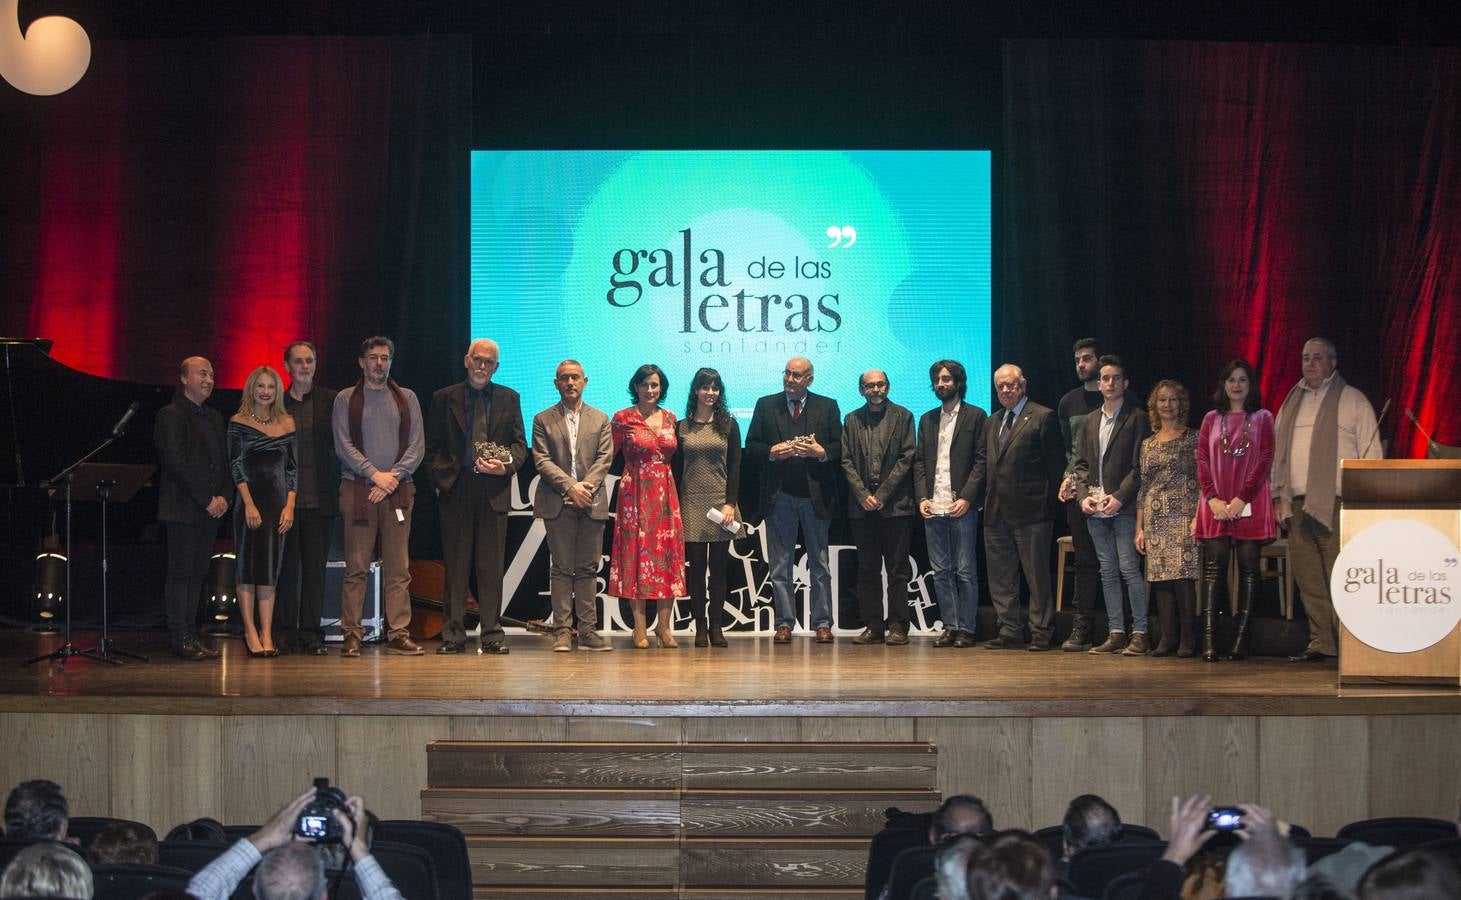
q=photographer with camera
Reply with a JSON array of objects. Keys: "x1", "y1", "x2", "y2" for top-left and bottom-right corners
[{"x1": 187, "y1": 782, "x2": 402, "y2": 900}]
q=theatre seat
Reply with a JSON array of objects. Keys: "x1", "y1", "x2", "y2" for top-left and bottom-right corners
[
  {"x1": 1066, "y1": 841, "x2": 1166, "y2": 898},
  {"x1": 1337, "y1": 816, "x2": 1458, "y2": 847}
]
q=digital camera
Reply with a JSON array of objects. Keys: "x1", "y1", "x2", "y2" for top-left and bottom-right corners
[
  {"x1": 1207, "y1": 806, "x2": 1244, "y2": 832},
  {"x1": 295, "y1": 777, "x2": 348, "y2": 842}
]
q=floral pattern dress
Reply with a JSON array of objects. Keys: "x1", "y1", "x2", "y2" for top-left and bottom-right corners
[{"x1": 608, "y1": 406, "x2": 686, "y2": 600}]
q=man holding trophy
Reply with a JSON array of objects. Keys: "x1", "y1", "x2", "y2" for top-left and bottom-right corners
[{"x1": 426, "y1": 338, "x2": 527, "y2": 655}]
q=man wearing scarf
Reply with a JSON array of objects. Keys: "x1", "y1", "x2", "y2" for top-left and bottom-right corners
[
  {"x1": 332, "y1": 336, "x2": 426, "y2": 658},
  {"x1": 1272, "y1": 337, "x2": 1381, "y2": 662}
]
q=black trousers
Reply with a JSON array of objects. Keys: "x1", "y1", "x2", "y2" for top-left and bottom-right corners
[
  {"x1": 685, "y1": 540, "x2": 730, "y2": 624},
  {"x1": 1064, "y1": 498, "x2": 1101, "y2": 628},
  {"x1": 849, "y1": 513, "x2": 913, "y2": 629},
  {"x1": 164, "y1": 518, "x2": 221, "y2": 643},
  {"x1": 275, "y1": 507, "x2": 329, "y2": 650},
  {"x1": 439, "y1": 474, "x2": 507, "y2": 642}
]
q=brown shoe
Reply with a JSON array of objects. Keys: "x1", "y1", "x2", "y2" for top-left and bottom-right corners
[
  {"x1": 341, "y1": 634, "x2": 361, "y2": 658},
  {"x1": 552, "y1": 631, "x2": 573, "y2": 652},
  {"x1": 1088, "y1": 631, "x2": 1128, "y2": 654},
  {"x1": 774, "y1": 625, "x2": 792, "y2": 644},
  {"x1": 815, "y1": 626, "x2": 834, "y2": 644},
  {"x1": 387, "y1": 635, "x2": 425, "y2": 656},
  {"x1": 1122, "y1": 633, "x2": 1150, "y2": 656}
]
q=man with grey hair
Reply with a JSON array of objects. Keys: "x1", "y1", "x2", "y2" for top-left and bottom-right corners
[
  {"x1": 426, "y1": 338, "x2": 527, "y2": 654},
  {"x1": 1225, "y1": 830, "x2": 1306, "y2": 898},
  {"x1": 254, "y1": 841, "x2": 325, "y2": 900},
  {"x1": 1273, "y1": 337, "x2": 1381, "y2": 662}
]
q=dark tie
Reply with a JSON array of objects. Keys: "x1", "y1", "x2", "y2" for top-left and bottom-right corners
[
  {"x1": 791, "y1": 398, "x2": 803, "y2": 421},
  {"x1": 998, "y1": 409, "x2": 1014, "y2": 451}
]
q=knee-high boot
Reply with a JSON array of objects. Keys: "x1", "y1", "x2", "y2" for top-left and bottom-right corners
[
  {"x1": 1177, "y1": 582, "x2": 1197, "y2": 658},
  {"x1": 1227, "y1": 569, "x2": 1258, "y2": 660},
  {"x1": 1202, "y1": 554, "x2": 1222, "y2": 663},
  {"x1": 1152, "y1": 590, "x2": 1178, "y2": 657}
]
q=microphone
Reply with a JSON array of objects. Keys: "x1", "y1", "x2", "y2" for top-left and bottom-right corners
[{"x1": 111, "y1": 401, "x2": 140, "y2": 437}]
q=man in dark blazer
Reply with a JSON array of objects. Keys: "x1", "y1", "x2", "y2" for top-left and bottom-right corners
[
  {"x1": 913, "y1": 359, "x2": 988, "y2": 648},
  {"x1": 425, "y1": 338, "x2": 527, "y2": 655},
  {"x1": 154, "y1": 355, "x2": 232, "y2": 660},
  {"x1": 276, "y1": 340, "x2": 340, "y2": 655},
  {"x1": 531, "y1": 360, "x2": 614, "y2": 652},
  {"x1": 745, "y1": 356, "x2": 842, "y2": 643},
  {"x1": 1071, "y1": 355, "x2": 1152, "y2": 655},
  {"x1": 983, "y1": 363, "x2": 1067, "y2": 651},
  {"x1": 842, "y1": 369, "x2": 917, "y2": 646}
]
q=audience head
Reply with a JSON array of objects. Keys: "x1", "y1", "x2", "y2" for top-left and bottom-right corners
[
  {"x1": 966, "y1": 830, "x2": 1058, "y2": 900},
  {"x1": 1072, "y1": 338, "x2": 1102, "y2": 383},
  {"x1": 935, "y1": 833, "x2": 988, "y2": 900},
  {"x1": 627, "y1": 363, "x2": 668, "y2": 407},
  {"x1": 1147, "y1": 379, "x2": 1190, "y2": 431},
  {"x1": 1290, "y1": 873, "x2": 1359, "y2": 900},
  {"x1": 253, "y1": 840, "x2": 326, "y2": 900},
  {"x1": 88, "y1": 821, "x2": 159, "y2": 866},
  {"x1": 1357, "y1": 848, "x2": 1461, "y2": 900},
  {"x1": 1213, "y1": 358, "x2": 1262, "y2": 413},
  {"x1": 1061, "y1": 793, "x2": 1122, "y2": 860},
  {"x1": 4, "y1": 779, "x2": 68, "y2": 841},
  {"x1": 163, "y1": 817, "x2": 227, "y2": 843},
  {"x1": 0, "y1": 841, "x2": 92, "y2": 899},
  {"x1": 930, "y1": 794, "x2": 994, "y2": 844},
  {"x1": 930, "y1": 359, "x2": 968, "y2": 401},
  {"x1": 1224, "y1": 829, "x2": 1305, "y2": 898}
]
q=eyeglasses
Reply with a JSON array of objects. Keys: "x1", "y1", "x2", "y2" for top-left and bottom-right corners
[
  {"x1": 862, "y1": 380, "x2": 889, "y2": 389},
  {"x1": 364, "y1": 354, "x2": 391, "y2": 363}
]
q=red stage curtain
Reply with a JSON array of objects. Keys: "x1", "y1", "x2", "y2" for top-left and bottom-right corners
[
  {"x1": 1001, "y1": 40, "x2": 1459, "y2": 456},
  {"x1": 0, "y1": 35, "x2": 471, "y2": 395}
]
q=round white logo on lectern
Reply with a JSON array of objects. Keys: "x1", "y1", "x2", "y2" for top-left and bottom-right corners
[{"x1": 1331, "y1": 520, "x2": 1461, "y2": 653}]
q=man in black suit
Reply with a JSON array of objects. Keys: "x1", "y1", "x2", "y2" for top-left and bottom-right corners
[
  {"x1": 745, "y1": 356, "x2": 842, "y2": 644},
  {"x1": 1071, "y1": 355, "x2": 1152, "y2": 655},
  {"x1": 425, "y1": 338, "x2": 527, "y2": 655},
  {"x1": 983, "y1": 363, "x2": 1066, "y2": 651},
  {"x1": 154, "y1": 355, "x2": 232, "y2": 660},
  {"x1": 275, "y1": 340, "x2": 340, "y2": 656},
  {"x1": 913, "y1": 359, "x2": 988, "y2": 648}
]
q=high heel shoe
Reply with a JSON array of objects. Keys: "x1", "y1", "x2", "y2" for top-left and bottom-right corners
[
  {"x1": 655, "y1": 627, "x2": 679, "y2": 649},
  {"x1": 248, "y1": 648, "x2": 268, "y2": 658},
  {"x1": 633, "y1": 629, "x2": 650, "y2": 650}
]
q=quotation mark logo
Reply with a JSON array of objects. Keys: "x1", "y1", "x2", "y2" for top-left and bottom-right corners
[
  {"x1": 825, "y1": 225, "x2": 857, "y2": 248},
  {"x1": 1444, "y1": 558, "x2": 1458, "y2": 567}
]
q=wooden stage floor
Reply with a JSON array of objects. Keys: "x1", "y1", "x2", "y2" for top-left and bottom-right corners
[{"x1": 3, "y1": 627, "x2": 1458, "y2": 718}]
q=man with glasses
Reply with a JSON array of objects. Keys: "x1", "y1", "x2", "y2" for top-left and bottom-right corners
[
  {"x1": 332, "y1": 336, "x2": 425, "y2": 657},
  {"x1": 746, "y1": 357, "x2": 843, "y2": 643},
  {"x1": 425, "y1": 338, "x2": 527, "y2": 655}
]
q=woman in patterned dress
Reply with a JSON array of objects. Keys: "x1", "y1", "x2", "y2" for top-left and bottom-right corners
[
  {"x1": 608, "y1": 364, "x2": 686, "y2": 649},
  {"x1": 1134, "y1": 380, "x2": 1199, "y2": 657},
  {"x1": 1194, "y1": 359, "x2": 1276, "y2": 662},
  {"x1": 673, "y1": 368, "x2": 742, "y2": 648},
  {"x1": 228, "y1": 366, "x2": 297, "y2": 658}
]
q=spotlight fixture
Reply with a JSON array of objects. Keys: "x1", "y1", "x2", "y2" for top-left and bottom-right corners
[
  {"x1": 31, "y1": 551, "x2": 66, "y2": 632},
  {"x1": 0, "y1": 1, "x2": 92, "y2": 96},
  {"x1": 200, "y1": 552, "x2": 237, "y2": 636}
]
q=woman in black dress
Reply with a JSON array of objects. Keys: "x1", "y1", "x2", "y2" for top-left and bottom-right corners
[{"x1": 228, "y1": 366, "x2": 297, "y2": 657}]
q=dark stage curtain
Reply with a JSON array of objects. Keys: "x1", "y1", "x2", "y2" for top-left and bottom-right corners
[
  {"x1": 1000, "y1": 40, "x2": 1459, "y2": 456},
  {"x1": 0, "y1": 34, "x2": 471, "y2": 396}
]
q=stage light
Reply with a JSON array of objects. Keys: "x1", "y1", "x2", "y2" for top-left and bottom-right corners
[
  {"x1": 200, "y1": 552, "x2": 237, "y2": 635},
  {"x1": 0, "y1": 1, "x2": 91, "y2": 96},
  {"x1": 31, "y1": 551, "x2": 66, "y2": 632}
]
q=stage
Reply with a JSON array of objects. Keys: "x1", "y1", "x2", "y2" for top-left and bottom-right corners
[{"x1": 3, "y1": 627, "x2": 1460, "y2": 847}]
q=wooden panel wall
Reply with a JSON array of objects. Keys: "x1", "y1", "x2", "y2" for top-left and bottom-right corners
[{"x1": 2, "y1": 712, "x2": 1457, "y2": 838}]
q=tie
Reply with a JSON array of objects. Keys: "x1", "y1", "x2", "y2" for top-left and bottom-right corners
[
  {"x1": 998, "y1": 409, "x2": 1014, "y2": 451},
  {"x1": 791, "y1": 398, "x2": 803, "y2": 421}
]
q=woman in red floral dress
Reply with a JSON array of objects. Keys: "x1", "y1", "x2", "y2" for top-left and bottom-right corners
[{"x1": 609, "y1": 364, "x2": 686, "y2": 648}]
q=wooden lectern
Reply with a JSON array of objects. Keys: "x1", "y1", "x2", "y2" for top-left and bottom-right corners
[{"x1": 1338, "y1": 460, "x2": 1461, "y2": 685}]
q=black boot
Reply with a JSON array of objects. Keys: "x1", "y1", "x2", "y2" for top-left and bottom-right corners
[
  {"x1": 707, "y1": 604, "x2": 728, "y2": 647},
  {"x1": 694, "y1": 617, "x2": 710, "y2": 648},
  {"x1": 1202, "y1": 553, "x2": 1221, "y2": 663},
  {"x1": 1176, "y1": 582, "x2": 1197, "y2": 658},
  {"x1": 1152, "y1": 590, "x2": 1178, "y2": 657},
  {"x1": 1227, "y1": 569, "x2": 1258, "y2": 660}
]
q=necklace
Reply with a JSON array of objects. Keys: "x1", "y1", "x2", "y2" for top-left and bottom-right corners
[
  {"x1": 249, "y1": 409, "x2": 273, "y2": 426},
  {"x1": 1219, "y1": 410, "x2": 1250, "y2": 457}
]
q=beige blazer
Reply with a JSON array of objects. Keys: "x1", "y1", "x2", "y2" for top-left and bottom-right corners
[{"x1": 531, "y1": 402, "x2": 613, "y2": 520}]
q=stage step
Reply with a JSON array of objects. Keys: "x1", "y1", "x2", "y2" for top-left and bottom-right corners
[{"x1": 427, "y1": 740, "x2": 939, "y2": 894}]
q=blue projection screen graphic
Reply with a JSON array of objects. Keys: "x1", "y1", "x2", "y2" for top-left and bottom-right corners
[{"x1": 470, "y1": 150, "x2": 991, "y2": 422}]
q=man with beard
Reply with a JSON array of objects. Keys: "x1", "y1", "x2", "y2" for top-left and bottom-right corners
[
  {"x1": 1055, "y1": 338, "x2": 1105, "y2": 651},
  {"x1": 332, "y1": 336, "x2": 425, "y2": 657},
  {"x1": 913, "y1": 360, "x2": 987, "y2": 647}
]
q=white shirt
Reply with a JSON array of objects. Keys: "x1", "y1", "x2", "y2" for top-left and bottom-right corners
[{"x1": 933, "y1": 402, "x2": 961, "y2": 508}]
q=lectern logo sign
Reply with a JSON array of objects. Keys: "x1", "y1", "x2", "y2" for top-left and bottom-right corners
[{"x1": 1331, "y1": 520, "x2": 1460, "y2": 653}]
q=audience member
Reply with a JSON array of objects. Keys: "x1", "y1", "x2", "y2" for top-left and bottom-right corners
[
  {"x1": 3, "y1": 780, "x2": 68, "y2": 842},
  {"x1": 0, "y1": 842, "x2": 91, "y2": 898},
  {"x1": 966, "y1": 830, "x2": 1059, "y2": 900},
  {"x1": 1289, "y1": 873, "x2": 1357, "y2": 900},
  {"x1": 931, "y1": 795, "x2": 995, "y2": 843},
  {"x1": 1225, "y1": 829, "x2": 1305, "y2": 898},
  {"x1": 87, "y1": 821, "x2": 159, "y2": 866},
  {"x1": 186, "y1": 787, "x2": 401, "y2": 900},
  {"x1": 935, "y1": 834, "x2": 989, "y2": 900},
  {"x1": 1061, "y1": 793, "x2": 1122, "y2": 863},
  {"x1": 1356, "y1": 848, "x2": 1461, "y2": 900}
]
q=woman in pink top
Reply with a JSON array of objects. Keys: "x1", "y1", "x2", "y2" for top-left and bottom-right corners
[{"x1": 1195, "y1": 359, "x2": 1276, "y2": 662}]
